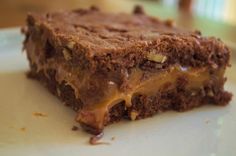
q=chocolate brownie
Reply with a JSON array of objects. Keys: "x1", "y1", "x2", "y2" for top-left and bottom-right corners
[{"x1": 23, "y1": 6, "x2": 232, "y2": 134}]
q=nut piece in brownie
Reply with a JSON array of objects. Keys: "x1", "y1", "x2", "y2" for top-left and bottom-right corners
[{"x1": 23, "y1": 6, "x2": 232, "y2": 134}]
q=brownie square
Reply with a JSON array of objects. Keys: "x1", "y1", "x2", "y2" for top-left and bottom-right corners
[{"x1": 23, "y1": 6, "x2": 232, "y2": 134}]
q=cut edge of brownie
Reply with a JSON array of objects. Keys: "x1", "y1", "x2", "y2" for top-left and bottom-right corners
[
  {"x1": 27, "y1": 65, "x2": 232, "y2": 134},
  {"x1": 23, "y1": 6, "x2": 233, "y2": 134}
]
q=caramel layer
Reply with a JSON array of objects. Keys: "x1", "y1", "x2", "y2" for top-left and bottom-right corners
[
  {"x1": 76, "y1": 66, "x2": 224, "y2": 129},
  {"x1": 26, "y1": 37, "x2": 225, "y2": 131}
]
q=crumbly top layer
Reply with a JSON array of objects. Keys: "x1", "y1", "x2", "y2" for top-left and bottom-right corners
[
  {"x1": 26, "y1": 6, "x2": 230, "y2": 70},
  {"x1": 27, "y1": 6, "x2": 195, "y2": 54}
]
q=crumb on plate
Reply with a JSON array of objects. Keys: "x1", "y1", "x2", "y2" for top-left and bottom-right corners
[{"x1": 33, "y1": 112, "x2": 48, "y2": 117}]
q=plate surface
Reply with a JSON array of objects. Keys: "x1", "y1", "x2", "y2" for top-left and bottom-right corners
[{"x1": 0, "y1": 28, "x2": 236, "y2": 156}]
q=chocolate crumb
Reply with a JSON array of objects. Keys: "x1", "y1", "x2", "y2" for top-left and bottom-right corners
[
  {"x1": 194, "y1": 30, "x2": 202, "y2": 35},
  {"x1": 72, "y1": 126, "x2": 79, "y2": 131},
  {"x1": 133, "y1": 5, "x2": 145, "y2": 14},
  {"x1": 164, "y1": 19, "x2": 175, "y2": 27},
  {"x1": 90, "y1": 5, "x2": 99, "y2": 11},
  {"x1": 20, "y1": 127, "x2": 26, "y2": 132},
  {"x1": 33, "y1": 112, "x2": 48, "y2": 117},
  {"x1": 89, "y1": 132, "x2": 110, "y2": 145}
]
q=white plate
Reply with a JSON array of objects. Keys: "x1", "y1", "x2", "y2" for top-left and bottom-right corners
[{"x1": 0, "y1": 28, "x2": 236, "y2": 156}]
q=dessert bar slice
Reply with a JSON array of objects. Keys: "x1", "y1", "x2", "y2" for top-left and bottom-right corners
[{"x1": 23, "y1": 6, "x2": 232, "y2": 134}]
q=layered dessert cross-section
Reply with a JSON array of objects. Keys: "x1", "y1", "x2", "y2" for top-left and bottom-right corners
[{"x1": 23, "y1": 6, "x2": 232, "y2": 134}]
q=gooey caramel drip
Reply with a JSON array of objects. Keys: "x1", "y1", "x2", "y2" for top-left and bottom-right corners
[{"x1": 76, "y1": 66, "x2": 222, "y2": 130}]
